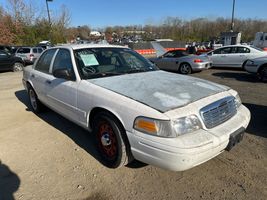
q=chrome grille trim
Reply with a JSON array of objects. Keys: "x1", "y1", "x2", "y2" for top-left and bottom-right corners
[{"x1": 200, "y1": 96, "x2": 237, "y2": 129}]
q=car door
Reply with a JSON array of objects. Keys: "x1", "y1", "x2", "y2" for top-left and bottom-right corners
[
  {"x1": 156, "y1": 51, "x2": 179, "y2": 70},
  {"x1": 0, "y1": 50, "x2": 13, "y2": 70},
  {"x1": 231, "y1": 46, "x2": 251, "y2": 68},
  {"x1": 209, "y1": 47, "x2": 233, "y2": 67},
  {"x1": 45, "y1": 48, "x2": 79, "y2": 123},
  {"x1": 31, "y1": 49, "x2": 57, "y2": 102}
]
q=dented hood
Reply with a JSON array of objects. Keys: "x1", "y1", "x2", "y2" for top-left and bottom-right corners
[{"x1": 89, "y1": 71, "x2": 229, "y2": 112}]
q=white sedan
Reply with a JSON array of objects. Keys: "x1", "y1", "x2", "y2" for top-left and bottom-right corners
[
  {"x1": 244, "y1": 56, "x2": 267, "y2": 82},
  {"x1": 207, "y1": 45, "x2": 267, "y2": 68},
  {"x1": 22, "y1": 44, "x2": 250, "y2": 171}
]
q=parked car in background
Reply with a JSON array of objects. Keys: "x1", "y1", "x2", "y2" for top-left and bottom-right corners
[
  {"x1": 244, "y1": 56, "x2": 267, "y2": 82},
  {"x1": 150, "y1": 42, "x2": 212, "y2": 74},
  {"x1": 15, "y1": 47, "x2": 44, "y2": 64},
  {"x1": 22, "y1": 44, "x2": 250, "y2": 171},
  {"x1": 0, "y1": 50, "x2": 24, "y2": 72},
  {"x1": 207, "y1": 45, "x2": 267, "y2": 68},
  {"x1": 0, "y1": 45, "x2": 13, "y2": 54}
]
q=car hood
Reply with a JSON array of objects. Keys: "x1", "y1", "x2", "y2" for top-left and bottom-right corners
[
  {"x1": 249, "y1": 56, "x2": 267, "y2": 62},
  {"x1": 89, "y1": 70, "x2": 229, "y2": 112}
]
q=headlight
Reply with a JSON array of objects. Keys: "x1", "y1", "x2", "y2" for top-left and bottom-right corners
[
  {"x1": 134, "y1": 115, "x2": 202, "y2": 138},
  {"x1": 172, "y1": 115, "x2": 202, "y2": 136},
  {"x1": 234, "y1": 94, "x2": 242, "y2": 108}
]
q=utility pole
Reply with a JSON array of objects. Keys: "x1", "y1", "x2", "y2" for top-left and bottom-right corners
[
  {"x1": 46, "y1": 0, "x2": 52, "y2": 26},
  {"x1": 46, "y1": 0, "x2": 53, "y2": 42},
  {"x1": 231, "y1": 0, "x2": 236, "y2": 32}
]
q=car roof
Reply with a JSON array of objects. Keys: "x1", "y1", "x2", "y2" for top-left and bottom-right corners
[
  {"x1": 218, "y1": 44, "x2": 250, "y2": 48},
  {"x1": 55, "y1": 44, "x2": 127, "y2": 50}
]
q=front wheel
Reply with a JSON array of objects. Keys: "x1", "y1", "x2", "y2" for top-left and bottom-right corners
[
  {"x1": 92, "y1": 112, "x2": 132, "y2": 168},
  {"x1": 258, "y1": 66, "x2": 267, "y2": 82},
  {"x1": 179, "y1": 63, "x2": 192, "y2": 74},
  {"x1": 12, "y1": 62, "x2": 24, "y2": 72}
]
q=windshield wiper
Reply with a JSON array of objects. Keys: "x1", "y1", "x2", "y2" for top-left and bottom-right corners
[
  {"x1": 88, "y1": 72, "x2": 123, "y2": 78},
  {"x1": 127, "y1": 68, "x2": 154, "y2": 74}
]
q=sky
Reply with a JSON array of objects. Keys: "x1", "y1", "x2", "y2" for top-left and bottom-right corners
[{"x1": 0, "y1": 0, "x2": 266, "y2": 28}]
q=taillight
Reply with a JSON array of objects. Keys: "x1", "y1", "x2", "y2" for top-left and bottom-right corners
[
  {"x1": 29, "y1": 54, "x2": 34, "y2": 61},
  {"x1": 194, "y1": 59, "x2": 203, "y2": 63}
]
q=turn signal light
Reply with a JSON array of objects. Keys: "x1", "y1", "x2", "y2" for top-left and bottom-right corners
[{"x1": 135, "y1": 118, "x2": 158, "y2": 134}]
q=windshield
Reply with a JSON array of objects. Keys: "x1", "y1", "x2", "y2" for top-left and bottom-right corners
[
  {"x1": 250, "y1": 45, "x2": 264, "y2": 52},
  {"x1": 74, "y1": 48, "x2": 158, "y2": 79}
]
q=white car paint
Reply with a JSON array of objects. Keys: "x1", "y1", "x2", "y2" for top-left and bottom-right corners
[
  {"x1": 22, "y1": 44, "x2": 251, "y2": 171},
  {"x1": 207, "y1": 45, "x2": 267, "y2": 68}
]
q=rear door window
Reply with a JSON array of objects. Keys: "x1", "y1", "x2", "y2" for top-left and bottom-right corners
[
  {"x1": 17, "y1": 48, "x2": 30, "y2": 54},
  {"x1": 35, "y1": 49, "x2": 57, "y2": 73},
  {"x1": 33, "y1": 48, "x2": 38, "y2": 53},
  {"x1": 236, "y1": 47, "x2": 250, "y2": 53}
]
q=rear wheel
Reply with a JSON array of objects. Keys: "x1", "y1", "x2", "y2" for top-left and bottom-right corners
[
  {"x1": 179, "y1": 63, "x2": 192, "y2": 74},
  {"x1": 12, "y1": 62, "x2": 23, "y2": 72},
  {"x1": 27, "y1": 85, "x2": 44, "y2": 113},
  {"x1": 258, "y1": 66, "x2": 267, "y2": 82},
  {"x1": 92, "y1": 112, "x2": 132, "y2": 168}
]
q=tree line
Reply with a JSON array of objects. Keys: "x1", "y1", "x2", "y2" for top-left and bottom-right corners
[{"x1": 1, "y1": 0, "x2": 267, "y2": 46}]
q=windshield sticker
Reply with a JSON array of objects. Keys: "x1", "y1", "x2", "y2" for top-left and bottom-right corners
[{"x1": 80, "y1": 54, "x2": 99, "y2": 66}]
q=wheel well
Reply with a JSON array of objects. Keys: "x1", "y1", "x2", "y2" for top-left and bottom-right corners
[
  {"x1": 179, "y1": 62, "x2": 191, "y2": 67},
  {"x1": 14, "y1": 61, "x2": 24, "y2": 65},
  {"x1": 89, "y1": 107, "x2": 125, "y2": 131},
  {"x1": 257, "y1": 63, "x2": 267, "y2": 73},
  {"x1": 242, "y1": 60, "x2": 248, "y2": 69}
]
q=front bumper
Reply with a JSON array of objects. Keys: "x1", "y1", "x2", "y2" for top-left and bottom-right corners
[
  {"x1": 244, "y1": 64, "x2": 259, "y2": 73},
  {"x1": 127, "y1": 105, "x2": 250, "y2": 171}
]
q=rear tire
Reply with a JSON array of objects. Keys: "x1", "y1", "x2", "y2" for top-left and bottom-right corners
[
  {"x1": 179, "y1": 63, "x2": 192, "y2": 74},
  {"x1": 258, "y1": 66, "x2": 267, "y2": 82},
  {"x1": 12, "y1": 62, "x2": 23, "y2": 72},
  {"x1": 92, "y1": 112, "x2": 132, "y2": 168},
  {"x1": 27, "y1": 85, "x2": 44, "y2": 113}
]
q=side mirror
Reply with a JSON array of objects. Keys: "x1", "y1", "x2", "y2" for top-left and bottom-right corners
[{"x1": 53, "y1": 68, "x2": 75, "y2": 81}]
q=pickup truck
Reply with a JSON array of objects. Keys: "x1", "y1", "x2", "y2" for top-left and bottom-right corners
[{"x1": 22, "y1": 44, "x2": 251, "y2": 171}]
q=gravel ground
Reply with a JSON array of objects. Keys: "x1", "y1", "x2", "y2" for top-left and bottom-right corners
[{"x1": 0, "y1": 69, "x2": 266, "y2": 200}]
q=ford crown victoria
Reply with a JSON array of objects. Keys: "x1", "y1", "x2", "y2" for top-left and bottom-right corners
[{"x1": 22, "y1": 44, "x2": 251, "y2": 171}]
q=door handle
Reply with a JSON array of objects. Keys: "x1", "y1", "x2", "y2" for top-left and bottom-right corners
[
  {"x1": 45, "y1": 80, "x2": 52, "y2": 84},
  {"x1": 31, "y1": 74, "x2": 35, "y2": 78}
]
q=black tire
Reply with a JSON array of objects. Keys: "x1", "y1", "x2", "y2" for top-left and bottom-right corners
[
  {"x1": 92, "y1": 111, "x2": 132, "y2": 168},
  {"x1": 258, "y1": 66, "x2": 267, "y2": 82},
  {"x1": 27, "y1": 85, "x2": 44, "y2": 113},
  {"x1": 179, "y1": 63, "x2": 192, "y2": 74},
  {"x1": 12, "y1": 62, "x2": 24, "y2": 72}
]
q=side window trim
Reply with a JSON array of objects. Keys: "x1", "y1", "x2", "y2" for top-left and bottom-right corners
[
  {"x1": 34, "y1": 48, "x2": 57, "y2": 74},
  {"x1": 49, "y1": 49, "x2": 59, "y2": 74},
  {"x1": 51, "y1": 48, "x2": 76, "y2": 80}
]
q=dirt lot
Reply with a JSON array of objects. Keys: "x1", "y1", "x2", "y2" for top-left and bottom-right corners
[{"x1": 0, "y1": 69, "x2": 266, "y2": 200}]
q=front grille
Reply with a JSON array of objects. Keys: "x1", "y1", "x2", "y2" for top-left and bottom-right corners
[{"x1": 200, "y1": 96, "x2": 237, "y2": 129}]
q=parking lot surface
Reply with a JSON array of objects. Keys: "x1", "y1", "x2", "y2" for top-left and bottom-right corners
[{"x1": 0, "y1": 69, "x2": 266, "y2": 200}]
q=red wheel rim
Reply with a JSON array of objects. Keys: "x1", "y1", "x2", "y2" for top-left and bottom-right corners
[{"x1": 97, "y1": 120, "x2": 117, "y2": 160}]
